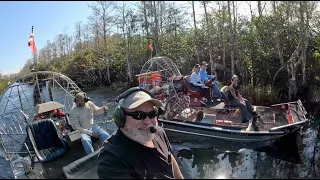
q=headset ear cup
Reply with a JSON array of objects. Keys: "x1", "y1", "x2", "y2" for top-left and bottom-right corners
[
  {"x1": 153, "y1": 106, "x2": 165, "y2": 117},
  {"x1": 114, "y1": 106, "x2": 122, "y2": 128},
  {"x1": 84, "y1": 93, "x2": 89, "y2": 102},
  {"x1": 114, "y1": 106, "x2": 126, "y2": 128},
  {"x1": 158, "y1": 107, "x2": 165, "y2": 116},
  {"x1": 120, "y1": 108, "x2": 126, "y2": 128}
]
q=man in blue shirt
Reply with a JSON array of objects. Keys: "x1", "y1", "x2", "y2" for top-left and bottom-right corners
[{"x1": 200, "y1": 61, "x2": 229, "y2": 104}]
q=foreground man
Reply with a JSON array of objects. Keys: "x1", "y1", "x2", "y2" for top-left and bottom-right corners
[
  {"x1": 69, "y1": 91, "x2": 110, "y2": 154},
  {"x1": 97, "y1": 87, "x2": 184, "y2": 179}
]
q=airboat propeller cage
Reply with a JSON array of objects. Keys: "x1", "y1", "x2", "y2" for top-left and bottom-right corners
[
  {"x1": 137, "y1": 56, "x2": 182, "y2": 89},
  {"x1": 0, "y1": 71, "x2": 82, "y2": 156},
  {"x1": 137, "y1": 56, "x2": 191, "y2": 119}
]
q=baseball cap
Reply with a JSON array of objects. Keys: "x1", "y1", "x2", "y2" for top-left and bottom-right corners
[
  {"x1": 201, "y1": 61, "x2": 208, "y2": 66},
  {"x1": 119, "y1": 91, "x2": 162, "y2": 109}
]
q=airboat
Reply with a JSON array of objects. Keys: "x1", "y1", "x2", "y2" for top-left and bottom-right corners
[
  {"x1": 0, "y1": 71, "x2": 105, "y2": 179},
  {"x1": 0, "y1": 57, "x2": 310, "y2": 179},
  {"x1": 136, "y1": 56, "x2": 309, "y2": 151}
]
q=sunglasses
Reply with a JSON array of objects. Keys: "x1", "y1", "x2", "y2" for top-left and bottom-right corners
[{"x1": 124, "y1": 109, "x2": 158, "y2": 120}]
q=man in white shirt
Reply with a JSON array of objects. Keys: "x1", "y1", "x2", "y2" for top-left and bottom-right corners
[
  {"x1": 189, "y1": 64, "x2": 211, "y2": 103},
  {"x1": 69, "y1": 92, "x2": 110, "y2": 154}
]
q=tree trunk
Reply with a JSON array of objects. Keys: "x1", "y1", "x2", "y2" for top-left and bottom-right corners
[
  {"x1": 154, "y1": 1, "x2": 160, "y2": 55},
  {"x1": 122, "y1": 2, "x2": 133, "y2": 82},
  {"x1": 192, "y1": 1, "x2": 200, "y2": 63},
  {"x1": 273, "y1": 2, "x2": 284, "y2": 67},
  {"x1": 228, "y1": 1, "x2": 235, "y2": 75},
  {"x1": 300, "y1": 1, "x2": 309, "y2": 85},
  {"x1": 102, "y1": 8, "x2": 110, "y2": 84},
  {"x1": 203, "y1": 1, "x2": 215, "y2": 75},
  {"x1": 258, "y1": 1, "x2": 262, "y2": 17},
  {"x1": 221, "y1": 2, "x2": 226, "y2": 80},
  {"x1": 143, "y1": 1, "x2": 149, "y2": 40},
  {"x1": 232, "y1": 1, "x2": 239, "y2": 78}
]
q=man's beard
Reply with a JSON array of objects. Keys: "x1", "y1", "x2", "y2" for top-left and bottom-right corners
[
  {"x1": 77, "y1": 103, "x2": 85, "y2": 107},
  {"x1": 122, "y1": 123, "x2": 156, "y2": 145}
]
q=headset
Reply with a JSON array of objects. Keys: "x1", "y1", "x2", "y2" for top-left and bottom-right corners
[
  {"x1": 114, "y1": 87, "x2": 165, "y2": 128},
  {"x1": 74, "y1": 91, "x2": 90, "y2": 103}
]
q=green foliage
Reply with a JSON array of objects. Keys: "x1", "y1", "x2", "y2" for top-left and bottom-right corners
[
  {"x1": 16, "y1": 1, "x2": 320, "y2": 102},
  {"x1": 0, "y1": 79, "x2": 10, "y2": 93}
]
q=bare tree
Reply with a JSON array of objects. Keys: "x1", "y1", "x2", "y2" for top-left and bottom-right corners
[
  {"x1": 192, "y1": 1, "x2": 200, "y2": 63},
  {"x1": 115, "y1": 1, "x2": 133, "y2": 82},
  {"x1": 74, "y1": 21, "x2": 83, "y2": 52},
  {"x1": 88, "y1": 1, "x2": 116, "y2": 83},
  {"x1": 228, "y1": 1, "x2": 235, "y2": 75},
  {"x1": 154, "y1": 1, "x2": 160, "y2": 55},
  {"x1": 202, "y1": 1, "x2": 215, "y2": 75}
]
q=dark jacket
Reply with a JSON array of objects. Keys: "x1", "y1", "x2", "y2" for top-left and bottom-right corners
[{"x1": 97, "y1": 128, "x2": 174, "y2": 179}]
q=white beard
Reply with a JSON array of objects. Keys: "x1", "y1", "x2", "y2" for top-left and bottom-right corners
[{"x1": 122, "y1": 123, "x2": 156, "y2": 145}]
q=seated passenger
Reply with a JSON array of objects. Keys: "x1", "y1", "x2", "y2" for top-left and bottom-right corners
[
  {"x1": 227, "y1": 75, "x2": 259, "y2": 123},
  {"x1": 200, "y1": 61, "x2": 228, "y2": 102},
  {"x1": 189, "y1": 64, "x2": 211, "y2": 103},
  {"x1": 69, "y1": 92, "x2": 110, "y2": 154}
]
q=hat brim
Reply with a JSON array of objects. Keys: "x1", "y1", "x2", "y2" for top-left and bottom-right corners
[{"x1": 124, "y1": 99, "x2": 162, "y2": 110}]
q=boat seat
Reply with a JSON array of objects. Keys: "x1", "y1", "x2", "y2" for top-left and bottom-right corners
[
  {"x1": 26, "y1": 119, "x2": 68, "y2": 163},
  {"x1": 183, "y1": 75, "x2": 203, "y2": 98},
  {"x1": 62, "y1": 147, "x2": 102, "y2": 179}
]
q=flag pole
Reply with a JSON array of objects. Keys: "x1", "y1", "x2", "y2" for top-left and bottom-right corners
[
  {"x1": 31, "y1": 26, "x2": 37, "y2": 71},
  {"x1": 30, "y1": 26, "x2": 43, "y2": 103}
]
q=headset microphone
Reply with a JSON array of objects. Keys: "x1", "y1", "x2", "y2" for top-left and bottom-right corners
[{"x1": 149, "y1": 126, "x2": 157, "y2": 133}]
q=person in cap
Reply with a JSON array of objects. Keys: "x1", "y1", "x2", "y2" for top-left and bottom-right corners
[
  {"x1": 227, "y1": 75, "x2": 260, "y2": 123},
  {"x1": 69, "y1": 91, "x2": 110, "y2": 154},
  {"x1": 97, "y1": 87, "x2": 184, "y2": 179},
  {"x1": 189, "y1": 64, "x2": 211, "y2": 103},
  {"x1": 199, "y1": 61, "x2": 229, "y2": 103}
]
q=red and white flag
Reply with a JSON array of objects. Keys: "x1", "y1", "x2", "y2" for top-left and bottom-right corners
[
  {"x1": 28, "y1": 26, "x2": 38, "y2": 54},
  {"x1": 149, "y1": 42, "x2": 154, "y2": 52}
]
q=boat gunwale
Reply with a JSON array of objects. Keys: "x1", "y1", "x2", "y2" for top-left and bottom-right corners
[
  {"x1": 163, "y1": 127, "x2": 283, "y2": 141},
  {"x1": 159, "y1": 119, "x2": 287, "y2": 135}
]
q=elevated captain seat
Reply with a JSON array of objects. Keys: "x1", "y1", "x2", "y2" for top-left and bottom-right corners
[
  {"x1": 26, "y1": 119, "x2": 68, "y2": 162},
  {"x1": 183, "y1": 75, "x2": 205, "y2": 107}
]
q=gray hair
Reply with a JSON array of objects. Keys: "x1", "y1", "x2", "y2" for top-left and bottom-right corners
[{"x1": 231, "y1": 75, "x2": 239, "y2": 81}]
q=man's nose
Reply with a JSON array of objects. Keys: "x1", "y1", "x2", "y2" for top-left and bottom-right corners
[{"x1": 142, "y1": 116, "x2": 153, "y2": 125}]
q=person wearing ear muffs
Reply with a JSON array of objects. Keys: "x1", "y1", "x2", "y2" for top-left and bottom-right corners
[
  {"x1": 69, "y1": 92, "x2": 110, "y2": 154},
  {"x1": 97, "y1": 87, "x2": 184, "y2": 179}
]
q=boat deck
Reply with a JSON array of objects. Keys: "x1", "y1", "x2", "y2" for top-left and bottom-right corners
[
  {"x1": 175, "y1": 101, "x2": 305, "y2": 132},
  {"x1": 25, "y1": 140, "x2": 101, "y2": 179}
]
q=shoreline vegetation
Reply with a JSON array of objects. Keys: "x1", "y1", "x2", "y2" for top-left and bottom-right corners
[
  {"x1": 0, "y1": 79, "x2": 10, "y2": 94},
  {"x1": 3, "y1": 1, "x2": 320, "y2": 105}
]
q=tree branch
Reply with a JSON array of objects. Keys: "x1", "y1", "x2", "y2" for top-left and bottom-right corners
[{"x1": 272, "y1": 39, "x2": 302, "y2": 84}]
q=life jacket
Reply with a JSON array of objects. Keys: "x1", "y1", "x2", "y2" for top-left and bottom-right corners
[{"x1": 52, "y1": 109, "x2": 66, "y2": 119}]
